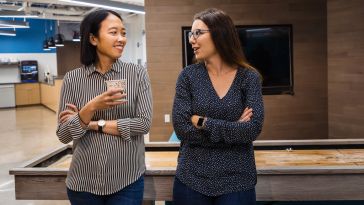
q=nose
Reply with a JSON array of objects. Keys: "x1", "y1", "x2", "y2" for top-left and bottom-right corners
[
  {"x1": 189, "y1": 35, "x2": 195, "y2": 45},
  {"x1": 118, "y1": 34, "x2": 126, "y2": 42}
]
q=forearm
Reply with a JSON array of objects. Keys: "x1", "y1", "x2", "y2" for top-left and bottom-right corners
[
  {"x1": 78, "y1": 101, "x2": 96, "y2": 128},
  {"x1": 204, "y1": 117, "x2": 263, "y2": 144}
]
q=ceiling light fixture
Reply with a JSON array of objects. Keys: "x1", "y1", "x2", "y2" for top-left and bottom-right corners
[
  {"x1": 0, "y1": 19, "x2": 29, "y2": 28},
  {"x1": 47, "y1": 22, "x2": 56, "y2": 48},
  {"x1": 59, "y1": 0, "x2": 145, "y2": 14},
  {"x1": 0, "y1": 29, "x2": 16, "y2": 36},
  {"x1": 72, "y1": 31, "x2": 80, "y2": 42},
  {"x1": 48, "y1": 37, "x2": 56, "y2": 49},
  {"x1": 43, "y1": 21, "x2": 51, "y2": 51},
  {"x1": 43, "y1": 40, "x2": 51, "y2": 51},
  {"x1": 0, "y1": 10, "x2": 38, "y2": 18},
  {"x1": 54, "y1": 21, "x2": 64, "y2": 47}
]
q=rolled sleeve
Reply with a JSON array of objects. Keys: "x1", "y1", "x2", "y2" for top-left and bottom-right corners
[
  {"x1": 117, "y1": 118, "x2": 131, "y2": 142},
  {"x1": 56, "y1": 74, "x2": 87, "y2": 144},
  {"x1": 116, "y1": 66, "x2": 152, "y2": 142}
]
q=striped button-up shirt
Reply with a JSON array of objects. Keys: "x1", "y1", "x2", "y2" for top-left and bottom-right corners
[{"x1": 56, "y1": 59, "x2": 152, "y2": 195}]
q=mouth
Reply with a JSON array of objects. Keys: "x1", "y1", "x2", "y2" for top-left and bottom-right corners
[
  {"x1": 192, "y1": 47, "x2": 200, "y2": 54},
  {"x1": 114, "y1": 45, "x2": 124, "y2": 52}
]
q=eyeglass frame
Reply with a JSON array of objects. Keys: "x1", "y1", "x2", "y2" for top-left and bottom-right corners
[{"x1": 188, "y1": 29, "x2": 210, "y2": 39}]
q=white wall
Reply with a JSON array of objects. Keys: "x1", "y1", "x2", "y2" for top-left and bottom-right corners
[
  {"x1": 0, "y1": 53, "x2": 57, "y2": 83},
  {"x1": 121, "y1": 13, "x2": 146, "y2": 66}
]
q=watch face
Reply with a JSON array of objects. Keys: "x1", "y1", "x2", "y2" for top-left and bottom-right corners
[
  {"x1": 197, "y1": 117, "x2": 204, "y2": 127},
  {"x1": 98, "y1": 120, "x2": 106, "y2": 126}
]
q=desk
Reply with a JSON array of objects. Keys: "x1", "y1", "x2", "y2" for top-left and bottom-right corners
[{"x1": 9, "y1": 140, "x2": 364, "y2": 201}]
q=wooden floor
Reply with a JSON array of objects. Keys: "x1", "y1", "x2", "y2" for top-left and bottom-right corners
[{"x1": 0, "y1": 106, "x2": 68, "y2": 205}]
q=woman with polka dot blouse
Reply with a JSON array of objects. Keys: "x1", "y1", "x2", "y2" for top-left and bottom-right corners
[{"x1": 172, "y1": 8, "x2": 264, "y2": 205}]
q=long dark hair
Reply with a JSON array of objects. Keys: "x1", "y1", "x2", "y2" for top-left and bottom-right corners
[
  {"x1": 80, "y1": 9, "x2": 123, "y2": 66},
  {"x1": 194, "y1": 8, "x2": 257, "y2": 73}
]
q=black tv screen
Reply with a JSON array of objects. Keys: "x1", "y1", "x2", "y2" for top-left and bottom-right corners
[{"x1": 182, "y1": 25, "x2": 294, "y2": 95}]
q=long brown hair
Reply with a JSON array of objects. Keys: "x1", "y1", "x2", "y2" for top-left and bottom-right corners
[{"x1": 194, "y1": 8, "x2": 258, "y2": 74}]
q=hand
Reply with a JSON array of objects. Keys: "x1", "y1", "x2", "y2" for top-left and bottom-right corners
[
  {"x1": 88, "y1": 88, "x2": 127, "y2": 111},
  {"x1": 59, "y1": 104, "x2": 79, "y2": 123},
  {"x1": 238, "y1": 107, "x2": 253, "y2": 122}
]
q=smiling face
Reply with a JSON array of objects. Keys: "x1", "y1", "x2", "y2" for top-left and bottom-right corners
[
  {"x1": 90, "y1": 13, "x2": 126, "y2": 62},
  {"x1": 189, "y1": 19, "x2": 217, "y2": 61}
]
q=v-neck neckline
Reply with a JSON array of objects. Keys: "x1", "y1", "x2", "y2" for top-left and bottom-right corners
[{"x1": 203, "y1": 66, "x2": 240, "y2": 100}]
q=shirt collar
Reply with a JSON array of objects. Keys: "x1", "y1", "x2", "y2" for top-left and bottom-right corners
[{"x1": 85, "y1": 59, "x2": 122, "y2": 76}]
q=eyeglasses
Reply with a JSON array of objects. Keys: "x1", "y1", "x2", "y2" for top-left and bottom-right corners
[{"x1": 188, "y1": 29, "x2": 210, "y2": 39}]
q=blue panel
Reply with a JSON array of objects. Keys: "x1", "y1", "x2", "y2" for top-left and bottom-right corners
[
  {"x1": 169, "y1": 131, "x2": 180, "y2": 142},
  {"x1": 0, "y1": 18, "x2": 56, "y2": 53}
]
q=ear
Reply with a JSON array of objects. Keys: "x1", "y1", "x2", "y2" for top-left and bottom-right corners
[{"x1": 89, "y1": 34, "x2": 97, "y2": 46}]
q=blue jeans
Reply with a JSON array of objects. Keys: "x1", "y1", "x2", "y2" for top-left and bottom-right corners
[
  {"x1": 173, "y1": 177, "x2": 256, "y2": 205},
  {"x1": 67, "y1": 176, "x2": 144, "y2": 205}
]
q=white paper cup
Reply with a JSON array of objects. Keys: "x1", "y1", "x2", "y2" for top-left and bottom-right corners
[{"x1": 105, "y1": 79, "x2": 127, "y2": 102}]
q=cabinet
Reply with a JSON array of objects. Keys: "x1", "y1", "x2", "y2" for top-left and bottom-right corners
[
  {"x1": 40, "y1": 79, "x2": 62, "y2": 112},
  {"x1": 15, "y1": 83, "x2": 40, "y2": 106}
]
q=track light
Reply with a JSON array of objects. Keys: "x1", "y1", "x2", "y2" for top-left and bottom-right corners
[
  {"x1": 0, "y1": 19, "x2": 29, "y2": 28},
  {"x1": 0, "y1": 10, "x2": 38, "y2": 18},
  {"x1": 59, "y1": 0, "x2": 145, "y2": 14},
  {"x1": 0, "y1": 29, "x2": 16, "y2": 36},
  {"x1": 47, "y1": 37, "x2": 56, "y2": 48},
  {"x1": 54, "y1": 21, "x2": 64, "y2": 47},
  {"x1": 43, "y1": 40, "x2": 51, "y2": 51},
  {"x1": 54, "y1": 33, "x2": 64, "y2": 47},
  {"x1": 72, "y1": 31, "x2": 80, "y2": 42}
]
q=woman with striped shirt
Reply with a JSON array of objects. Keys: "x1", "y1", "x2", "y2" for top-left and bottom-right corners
[{"x1": 56, "y1": 9, "x2": 152, "y2": 205}]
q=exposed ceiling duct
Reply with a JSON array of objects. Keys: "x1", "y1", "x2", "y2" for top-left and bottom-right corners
[{"x1": 0, "y1": 0, "x2": 144, "y2": 21}]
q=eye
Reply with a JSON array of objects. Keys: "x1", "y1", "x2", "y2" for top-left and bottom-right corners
[{"x1": 195, "y1": 29, "x2": 202, "y2": 36}]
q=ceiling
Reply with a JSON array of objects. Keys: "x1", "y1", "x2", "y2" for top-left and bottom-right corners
[{"x1": 0, "y1": 0, "x2": 144, "y2": 22}]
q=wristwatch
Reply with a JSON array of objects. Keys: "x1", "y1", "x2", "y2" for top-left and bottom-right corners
[
  {"x1": 197, "y1": 116, "x2": 206, "y2": 129},
  {"x1": 97, "y1": 119, "x2": 106, "y2": 132}
]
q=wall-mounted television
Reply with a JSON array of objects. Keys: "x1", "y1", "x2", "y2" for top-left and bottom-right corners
[{"x1": 182, "y1": 25, "x2": 294, "y2": 95}]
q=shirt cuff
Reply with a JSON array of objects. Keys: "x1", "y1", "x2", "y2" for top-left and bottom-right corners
[
  {"x1": 68, "y1": 114, "x2": 87, "y2": 140},
  {"x1": 117, "y1": 118, "x2": 132, "y2": 142},
  {"x1": 204, "y1": 118, "x2": 221, "y2": 143}
]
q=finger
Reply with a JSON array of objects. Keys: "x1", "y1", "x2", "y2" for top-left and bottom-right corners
[
  {"x1": 240, "y1": 113, "x2": 253, "y2": 122},
  {"x1": 66, "y1": 104, "x2": 79, "y2": 112},
  {"x1": 241, "y1": 109, "x2": 252, "y2": 119},
  {"x1": 60, "y1": 117, "x2": 68, "y2": 124},
  {"x1": 60, "y1": 115, "x2": 70, "y2": 123},
  {"x1": 240, "y1": 116, "x2": 251, "y2": 122},
  {"x1": 110, "y1": 93, "x2": 122, "y2": 100},
  {"x1": 59, "y1": 110, "x2": 74, "y2": 118},
  {"x1": 106, "y1": 100, "x2": 127, "y2": 106},
  {"x1": 106, "y1": 88, "x2": 123, "y2": 96},
  {"x1": 246, "y1": 112, "x2": 253, "y2": 119}
]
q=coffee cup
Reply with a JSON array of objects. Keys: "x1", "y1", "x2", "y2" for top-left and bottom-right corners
[{"x1": 105, "y1": 79, "x2": 127, "y2": 102}]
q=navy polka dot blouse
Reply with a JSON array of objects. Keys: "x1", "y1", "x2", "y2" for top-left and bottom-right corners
[{"x1": 172, "y1": 63, "x2": 264, "y2": 196}]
